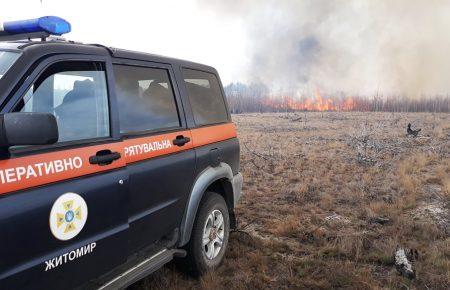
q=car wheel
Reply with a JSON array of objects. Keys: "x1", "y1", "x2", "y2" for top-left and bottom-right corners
[{"x1": 185, "y1": 192, "x2": 230, "y2": 276}]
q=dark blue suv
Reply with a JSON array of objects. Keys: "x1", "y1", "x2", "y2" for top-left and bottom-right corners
[{"x1": 0, "y1": 16, "x2": 242, "y2": 289}]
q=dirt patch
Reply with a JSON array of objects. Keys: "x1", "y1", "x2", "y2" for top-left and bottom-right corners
[{"x1": 413, "y1": 202, "x2": 450, "y2": 235}]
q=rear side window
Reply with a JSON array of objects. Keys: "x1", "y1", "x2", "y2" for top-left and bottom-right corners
[
  {"x1": 113, "y1": 65, "x2": 180, "y2": 134},
  {"x1": 15, "y1": 61, "x2": 110, "y2": 143},
  {"x1": 182, "y1": 69, "x2": 228, "y2": 126}
]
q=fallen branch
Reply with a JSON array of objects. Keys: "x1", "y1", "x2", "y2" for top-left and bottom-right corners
[{"x1": 242, "y1": 141, "x2": 272, "y2": 161}]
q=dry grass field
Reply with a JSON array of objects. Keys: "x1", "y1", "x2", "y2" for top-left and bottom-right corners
[{"x1": 131, "y1": 112, "x2": 450, "y2": 290}]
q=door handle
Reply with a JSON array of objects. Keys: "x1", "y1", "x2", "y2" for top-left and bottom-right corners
[
  {"x1": 173, "y1": 135, "x2": 191, "y2": 147},
  {"x1": 89, "y1": 150, "x2": 121, "y2": 166}
]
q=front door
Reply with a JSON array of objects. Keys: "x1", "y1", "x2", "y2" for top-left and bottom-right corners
[
  {"x1": 112, "y1": 62, "x2": 195, "y2": 252},
  {"x1": 0, "y1": 58, "x2": 128, "y2": 289}
]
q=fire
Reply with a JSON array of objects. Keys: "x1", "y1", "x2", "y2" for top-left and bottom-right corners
[{"x1": 261, "y1": 89, "x2": 356, "y2": 111}]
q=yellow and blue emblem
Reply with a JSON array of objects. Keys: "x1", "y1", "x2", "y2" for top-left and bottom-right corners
[{"x1": 49, "y1": 193, "x2": 88, "y2": 241}]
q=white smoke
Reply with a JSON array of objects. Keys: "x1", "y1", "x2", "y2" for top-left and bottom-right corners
[{"x1": 199, "y1": 0, "x2": 450, "y2": 97}]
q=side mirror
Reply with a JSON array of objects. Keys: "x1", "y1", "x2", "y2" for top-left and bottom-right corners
[{"x1": 0, "y1": 112, "x2": 59, "y2": 148}]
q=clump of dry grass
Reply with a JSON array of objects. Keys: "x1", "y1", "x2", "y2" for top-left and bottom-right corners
[
  {"x1": 435, "y1": 160, "x2": 450, "y2": 197},
  {"x1": 134, "y1": 112, "x2": 450, "y2": 290},
  {"x1": 398, "y1": 153, "x2": 427, "y2": 195},
  {"x1": 443, "y1": 179, "x2": 450, "y2": 196},
  {"x1": 269, "y1": 216, "x2": 299, "y2": 237}
]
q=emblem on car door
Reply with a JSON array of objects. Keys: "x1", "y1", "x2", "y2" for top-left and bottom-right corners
[{"x1": 49, "y1": 193, "x2": 88, "y2": 241}]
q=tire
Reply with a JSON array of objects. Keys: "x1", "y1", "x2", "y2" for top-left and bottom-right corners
[{"x1": 184, "y1": 192, "x2": 230, "y2": 276}]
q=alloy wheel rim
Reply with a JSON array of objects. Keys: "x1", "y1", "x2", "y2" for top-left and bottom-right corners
[{"x1": 202, "y1": 209, "x2": 225, "y2": 260}]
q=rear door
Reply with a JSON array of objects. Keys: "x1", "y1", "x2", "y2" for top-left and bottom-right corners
[
  {"x1": 112, "y1": 61, "x2": 196, "y2": 252},
  {"x1": 0, "y1": 56, "x2": 128, "y2": 289},
  {"x1": 180, "y1": 68, "x2": 239, "y2": 176}
]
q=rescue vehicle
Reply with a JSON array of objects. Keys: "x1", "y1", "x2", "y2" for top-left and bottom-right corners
[{"x1": 0, "y1": 16, "x2": 242, "y2": 289}]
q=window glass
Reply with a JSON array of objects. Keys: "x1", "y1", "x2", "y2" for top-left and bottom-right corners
[
  {"x1": 0, "y1": 50, "x2": 20, "y2": 79},
  {"x1": 15, "y1": 62, "x2": 110, "y2": 143},
  {"x1": 113, "y1": 65, "x2": 180, "y2": 134},
  {"x1": 182, "y1": 69, "x2": 228, "y2": 126}
]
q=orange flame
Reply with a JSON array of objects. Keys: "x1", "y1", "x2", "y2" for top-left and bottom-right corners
[{"x1": 261, "y1": 89, "x2": 356, "y2": 111}]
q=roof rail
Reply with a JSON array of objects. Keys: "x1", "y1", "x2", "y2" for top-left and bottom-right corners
[
  {"x1": 0, "y1": 31, "x2": 50, "y2": 42},
  {"x1": 88, "y1": 43, "x2": 117, "y2": 55}
]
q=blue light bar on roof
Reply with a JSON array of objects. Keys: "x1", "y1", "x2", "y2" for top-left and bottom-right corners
[{"x1": 0, "y1": 16, "x2": 71, "y2": 37}]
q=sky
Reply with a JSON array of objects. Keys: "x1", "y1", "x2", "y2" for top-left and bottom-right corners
[
  {"x1": 1, "y1": 0, "x2": 248, "y2": 84},
  {"x1": 3, "y1": 0, "x2": 450, "y2": 97}
]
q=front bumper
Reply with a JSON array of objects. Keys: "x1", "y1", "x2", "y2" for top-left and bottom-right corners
[{"x1": 231, "y1": 172, "x2": 243, "y2": 207}]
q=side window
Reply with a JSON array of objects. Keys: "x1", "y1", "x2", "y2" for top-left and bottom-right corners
[
  {"x1": 182, "y1": 68, "x2": 228, "y2": 126},
  {"x1": 15, "y1": 61, "x2": 110, "y2": 143},
  {"x1": 113, "y1": 64, "x2": 180, "y2": 134}
]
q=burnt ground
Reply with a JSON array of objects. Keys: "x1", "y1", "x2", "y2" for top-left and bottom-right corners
[{"x1": 130, "y1": 112, "x2": 450, "y2": 290}]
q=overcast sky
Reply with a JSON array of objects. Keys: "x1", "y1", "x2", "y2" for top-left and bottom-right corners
[
  {"x1": 1, "y1": 0, "x2": 248, "y2": 84},
  {"x1": 3, "y1": 1, "x2": 450, "y2": 96}
]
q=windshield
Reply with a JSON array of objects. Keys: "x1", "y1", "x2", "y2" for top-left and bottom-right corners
[{"x1": 0, "y1": 50, "x2": 20, "y2": 79}]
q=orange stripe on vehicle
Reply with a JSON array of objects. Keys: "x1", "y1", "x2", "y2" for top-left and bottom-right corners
[
  {"x1": 0, "y1": 143, "x2": 125, "y2": 195},
  {"x1": 190, "y1": 123, "x2": 237, "y2": 147},
  {"x1": 0, "y1": 123, "x2": 237, "y2": 195},
  {"x1": 122, "y1": 130, "x2": 193, "y2": 164}
]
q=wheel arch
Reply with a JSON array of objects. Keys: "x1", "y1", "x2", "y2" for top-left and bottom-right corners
[{"x1": 179, "y1": 162, "x2": 235, "y2": 247}]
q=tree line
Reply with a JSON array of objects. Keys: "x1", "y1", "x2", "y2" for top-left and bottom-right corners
[{"x1": 224, "y1": 82, "x2": 450, "y2": 113}]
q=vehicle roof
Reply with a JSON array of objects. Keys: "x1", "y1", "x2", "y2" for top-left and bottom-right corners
[{"x1": 0, "y1": 39, "x2": 216, "y2": 72}]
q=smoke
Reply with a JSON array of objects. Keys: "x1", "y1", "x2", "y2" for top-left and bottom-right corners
[{"x1": 199, "y1": 0, "x2": 450, "y2": 97}]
